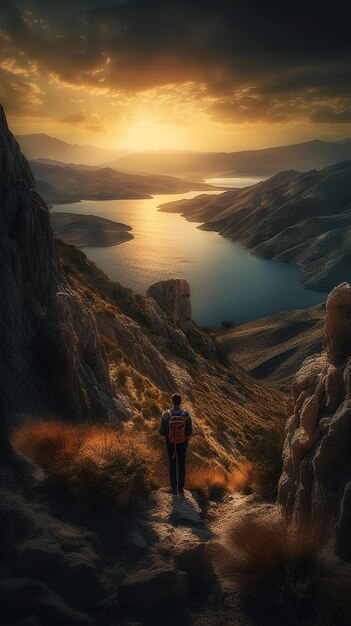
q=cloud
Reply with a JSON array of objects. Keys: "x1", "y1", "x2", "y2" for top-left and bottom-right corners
[
  {"x1": 310, "y1": 109, "x2": 351, "y2": 124},
  {"x1": 59, "y1": 109, "x2": 112, "y2": 132},
  {"x1": 60, "y1": 112, "x2": 86, "y2": 124},
  {"x1": 1, "y1": 1, "x2": 351, "y2": 125}
]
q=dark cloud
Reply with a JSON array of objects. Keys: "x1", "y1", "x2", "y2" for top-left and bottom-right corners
[
  {"x1": 1, "y1": 0, "x2": 351, "y2": 123},
  {"x1": 310, "y1": 108, "x2": 351, "y2": 124}
]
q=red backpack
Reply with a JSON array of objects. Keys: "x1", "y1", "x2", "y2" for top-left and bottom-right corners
[{"x1": 167, "y1": 410, "x2": 186, "y2": 459}]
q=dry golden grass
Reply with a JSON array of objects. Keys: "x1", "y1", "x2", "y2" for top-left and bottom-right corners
[
  {"x1": 187, "y1": 463, "x2": 231, "y2": 503},
  {"x1": 214, "y1": 510, "x2": 351, "y2": 625},
  {"x1": 12, "y1": 420, "x2": 155, "y2": 509},
  {"x1": 227, "y1": 461, "x2": 253, "y2": 493}
]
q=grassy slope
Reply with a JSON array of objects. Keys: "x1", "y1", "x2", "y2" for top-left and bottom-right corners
[{"x1": 57, "y1": 238, "x2": 286, "y2": 469}]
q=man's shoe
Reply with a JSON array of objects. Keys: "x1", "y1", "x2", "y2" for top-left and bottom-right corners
[
  {"x1": 166, "y1": 488, "x2": 177, "y2": 495},
  {"x1": 178, "y1": 488, "x2": 184, "y2": 495}
]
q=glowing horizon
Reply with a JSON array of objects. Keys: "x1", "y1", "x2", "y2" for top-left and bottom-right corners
[{"x1": 1, "y1": 2, "x2": 351, "y2": 152}]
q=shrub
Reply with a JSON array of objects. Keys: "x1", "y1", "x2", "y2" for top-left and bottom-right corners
[
  {"x1": 187, "y1": 463, "x2": 230, "y2": 503},
  {"x1": 70, "y1": 431, "x2": 155, "y2": 508},
  {"x1": 115, "y1": 365, "x2": 129, "y2": 387},
  {"x1": 141, "y1": 400, "x2": 162, "y2": 420},
  {"x1": 12, "y1": 420, "x2": 88, "y2": 477},
  {"x1": 244, "y1": 420, "x2": 285, "y2": 500},
  {"x1": 228, "y1": 461, "x2": 253, "y2": 493},
  {"x1": 214, "y1": 510, "x2": 351, "y2": 625},
  {"x1": 12, "y1": 420, "x2": 155, "y2": 509}
]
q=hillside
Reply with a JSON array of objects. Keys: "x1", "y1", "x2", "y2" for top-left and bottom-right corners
[
  {"x1": 50, "y1": 213, "x2": 134, "y2": 247},
  {"x1": 220, "y1": 303, "x2": 325, "y2": 391},
  {"x1": 104, "y1": 140, "x2": 351, "y2": 177},
  {"x1": 30, "y1": 160, "x2": 214, "y2": 204},
  {"x1": 160, "y1": 161, "x2": 351, "y2": 291}
]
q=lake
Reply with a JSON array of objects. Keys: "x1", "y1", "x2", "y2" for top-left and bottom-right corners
[
  {"x1": 205, "y1": 176, "x2": 267, "y2": 188},
  {"x1": 53, "y1": 181, "x2": 326, "y2": 326}
]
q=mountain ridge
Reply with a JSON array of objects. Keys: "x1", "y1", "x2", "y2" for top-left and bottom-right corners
[{"x1": 159, "y1": 160, "x2": 351, "y2": 292}]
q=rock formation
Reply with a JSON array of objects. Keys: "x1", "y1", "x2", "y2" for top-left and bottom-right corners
[
  {"x1": 278, "y1": 283, "x2": 351, "y2": 559},
  {"x1": 0, "y1": 104, "x2": 115, "y2": 426},
  {"x1": 147, "y1": 279, "x2": 192, "y2": 331}
]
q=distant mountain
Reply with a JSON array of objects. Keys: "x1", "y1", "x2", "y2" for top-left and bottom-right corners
[
  {"x1": 159, "y1": 160, "x2": 351, "y2": 291},
  {"x1": 16, "y1": 133, "x2": 133, "y2": 165},
  {"x1": 104, "y1": 140, "x2": 351, "y2": 177},
  {"x1": 30, "y1": 160, "x2": 214, "y2": 204},
  {"x1": 17, "y1": 134, "x2": 351, "y2": 177}
]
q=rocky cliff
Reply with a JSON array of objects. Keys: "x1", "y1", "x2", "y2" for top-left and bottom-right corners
[
  {"x1": 0, "y1": 104, "x2": 114, "y2": 426},
  {"x1": 278, "y1": 283, "x2": 351, "y2": 559}
]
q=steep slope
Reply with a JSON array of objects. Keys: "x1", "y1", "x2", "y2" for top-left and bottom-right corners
[
  {"x1": 160, "y1": 161, "x2": 351, "y2": 291},
  {"x1": 105, "y1": 140, "x2": 351, "y2": 177},
  {"x1": 0, "y1": 105, "x2": 115, "y2": 426},
  {"x1": 30, "y1": 160, "x2": 214, "y2": 205},
  {"x1": 220, "y1": 303, "x2": 325, "y2": 390},
  {"x1": 57, "y1": 239, "x2": 286, "y2": 463}
]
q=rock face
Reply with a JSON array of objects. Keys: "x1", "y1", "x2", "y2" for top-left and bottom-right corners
[
  {"x1": 0, "y1": 104, "x2": 114, "y2": 427},
  {"x1": 147, "y1": 279, "x2": 192, "y2": 331},
  {"x1": 278, "y1": 283, "x2": 351, "y2": 559}
]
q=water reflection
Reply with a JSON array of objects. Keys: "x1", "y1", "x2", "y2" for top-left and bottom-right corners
[{"x1": 53, "y1": 189, "x2": 326, "y2": 326}]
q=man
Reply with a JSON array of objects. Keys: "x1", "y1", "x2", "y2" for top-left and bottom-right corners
[{"x1": 159, "y1": 393, "x2": 192, "y2": 495}]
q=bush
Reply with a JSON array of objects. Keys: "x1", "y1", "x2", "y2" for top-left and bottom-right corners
[
  {"x1": 244, "y1": 421, "x2": 285, "y2": 500},
  {"x1": 214, "y1": 510, "x2": 351, "y2": 625},
  {"x1": 227, "y1": 461, "x2": 253, "y2": 493},
  {"x1": 187, "y1": 464, "x2": 230, "y2": 503},
  {"x1": 12, "y1": 420, "x2": 155, "y2": 509}
]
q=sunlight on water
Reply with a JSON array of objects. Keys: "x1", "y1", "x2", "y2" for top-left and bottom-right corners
[
  {"x1": 205, "y1": 176, "x2": 267, "y2": 188},
  {"x1": 53, "y1": 188, "x2": 326, "y2": 326}
]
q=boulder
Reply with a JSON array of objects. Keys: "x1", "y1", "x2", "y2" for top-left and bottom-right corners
[
  {"x1": 0, "y1": 577, "x2": 89, "y2": 626},
  {"x1": 118, "y1": 565, "x2": 189, "y2": 610},
  {"x1": 173, "y1": 541, "x2": 216, "y2": 591},
  {"x1": 16, "y1": 542, "x2": 100, "y2": 608},
  {"x1": 278, "y1": 283, "x2": 351, "y2": 559}
]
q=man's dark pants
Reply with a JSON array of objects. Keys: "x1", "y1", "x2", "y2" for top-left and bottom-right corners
[{"x1": 166, "y1": 440, "x2": 187, "y2": 492}]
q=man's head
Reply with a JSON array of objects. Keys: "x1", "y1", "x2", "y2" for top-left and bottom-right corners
[{"x1": 172, "y1": 393, "x2": 182, "y2": 407}]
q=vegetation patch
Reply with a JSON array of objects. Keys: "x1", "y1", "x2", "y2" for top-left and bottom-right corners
[
  {"x1": 12, "y1": 420, "x2": 155, "y2": 509},
  {"x1": 214, "y1": 510, "x2": 351, "y2": 625}
]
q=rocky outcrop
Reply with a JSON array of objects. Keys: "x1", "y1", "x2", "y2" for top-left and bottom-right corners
[
  {"x1": 278, "y1": 283, "x2": 351, "y2": 559},
  {"x1": 147, "y1": 279, "x2": 192, "y2": 331},
  {"x1": 146, "y1": 278, "x2": 219, "y2": 359},
  {"x1": 0, "y1": 104, "x2": 115, "y2": 427}
]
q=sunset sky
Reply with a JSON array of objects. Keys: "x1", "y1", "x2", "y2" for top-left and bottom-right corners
[{"x1": 1, "y1": 0, "x2": 351, "y2": 151}]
